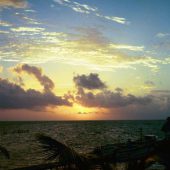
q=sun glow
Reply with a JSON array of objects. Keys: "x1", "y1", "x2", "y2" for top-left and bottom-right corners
[
  {"x1": 46, "y1": 104, "x2": 98, "y2": 120},
  {"x1": 73, "y1": 103, "x2": 93, "y2": 113},
  {"x1": 72, "y1": 103, "x2": 97, "y2": 119}
]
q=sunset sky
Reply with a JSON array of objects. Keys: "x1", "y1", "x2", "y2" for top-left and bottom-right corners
[{"x1": 0, "y1": 0, "x2": 170, "y2": 120}]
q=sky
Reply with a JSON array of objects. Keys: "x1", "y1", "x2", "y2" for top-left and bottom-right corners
[{"x1": 0, "y1": 0, "x2": 170, "y2": 120}]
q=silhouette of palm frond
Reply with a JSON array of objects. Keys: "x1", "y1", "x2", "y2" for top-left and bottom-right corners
[
  {"x1": 0, "y1": 145, "x2": 10, "y2": 159},
  {"x1": 36, "y1": 134, "x2": 89, "y2": 169},
  {"x1": 36, "y1": 135, "x2": 116, "y2": 170}
]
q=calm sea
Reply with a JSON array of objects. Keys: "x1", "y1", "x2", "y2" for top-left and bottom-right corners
[{"x1": 0, "y1": 120, "x2": 165, "y2": 169}]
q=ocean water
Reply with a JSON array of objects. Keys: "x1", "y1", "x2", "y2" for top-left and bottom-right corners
[{"x1": 0, "y1": 120, "x2": 165, "y2": 169}]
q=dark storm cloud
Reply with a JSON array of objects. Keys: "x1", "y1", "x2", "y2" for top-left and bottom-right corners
[
  {"x1": 0, "y1": 78, "x2": 71, "y2": 109},
  {"x1": 75, "y1": 87, "x2": 152, "y2": 108},
  {"x1": 13, "y1": 64, "x2": 54, "y2": 93},
  {"x1": 73, "y1": 73, "x2": 106, "y2": 90}
]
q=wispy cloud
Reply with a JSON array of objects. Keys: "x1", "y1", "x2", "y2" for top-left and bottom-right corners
[
  {"x1": 144, "y1": 80, "x2": 155, "y2": 86},
  {"x1": 0, "y1": 0, "x2": 28, "y2": 8},
  {"x1": 104, "y1": 16, "x2": 129, "y2": 24},
  {"x1": 22, "y1": 16, "x2": 41, "y2": 25},
  {"x1": 0, "y1": 66, "x2": 3, "y2": 73},
  {"x1": 71, "y1": 1, "x2": 97, "y2": 14},
  {"x1": 0, "y1": 20, "x2": 12, "y2": 27},
  {"x1": 54, "y1": 0, "x2": 70, "y2": 5},
  {"x1": 96, "y1": 13, "x2": 129, "y2": 25},
  {"x1": 15, "y1": 12, "x2": 41, "y2": 25},
  {"x1": 11, "y1": 27, "x2": 45, "y2": 32},
  {"x1": 1, "y1": 27, "x2": 169, "y2": 72},
  {"x1": 141, "y1": 80, "x2": 155, "y2": 90},
  {"x1": 156, "y1": 32, "x2": 170, "y2": 38},
  {"x1": 24, "y1": 9, "x2": 36, "y2": 13},
  {"x1": 54, "y1": 0, "x2": 97, "y2": 14},
  {"x1": 0, "y1": 30, "x2": 10, "y2": 34},
  {"x1": 53, "y1": 0, "x2": 129, "y2": 25},
  {"x1": 109, "y1": 44, "x2": 144, "y2": 51}
]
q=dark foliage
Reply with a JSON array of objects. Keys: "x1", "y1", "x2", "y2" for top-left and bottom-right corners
[
  {"x1": 36, "y1": 134, "x2": 89, "y2": 169},
  {"x1": 0, "y1": 145, "x2": 10, "y2": 159}
]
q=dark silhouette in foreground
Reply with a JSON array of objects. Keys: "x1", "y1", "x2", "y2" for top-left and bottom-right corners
[
  {"x1": 11, "y1": 117, "x2": 170, "y2": 170},
  {"x1": 0, "y1": 145, "x2": 10, "y2": 159},
  {"x1": 0, "y1": 145, "x2": 10, "y2": 169}
]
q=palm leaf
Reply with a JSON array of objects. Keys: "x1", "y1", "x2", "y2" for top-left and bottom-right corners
[
  {"x1": 0, "y1": 145, "x2": 10, "y2": 159},
  {"x1": 36, "y1": 134, "x2": 89, "y2": 169}
]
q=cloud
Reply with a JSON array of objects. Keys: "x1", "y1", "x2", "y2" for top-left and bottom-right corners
[
  {"x1": 156, "y1": 32, "x2": 170, "y2": 38},
  {"x1": 104, "y1": 16, "x2": 129, "y2": 25},
  {"x1": 0, "y1": 78, "x2": 71, "y2": 110},
  {"x1": 144, "y1": 81, "x2": 155, "y2": 86},
  {"x1": 151, "y1": 90, "x2": 170, "y2": 94},
  {"x1": 0, "y1": 64, "x2": 72, "y2": 111},
  {"x1": 54, "y1": 0, "x2": 70, "y2": 5},
  {"x1": 14, "y1": 12, "x2": 41, "y2": 25},
  {"x1": 73, "y1": 27, "x2": 109, "y2": 47},
  {"x1": 0, "y1": 21, "x2": 12, "y2": 27},
  {"x1": 54, "y1": 0, "x2": 97, "y2": 14},
  {"x1": 24, "y1": 9, "x2": 36, "y2": 13},
  {"x1": 71, "y1": 1, "x2": 97, "y2": 14},
  {"x1": 14, "y1": 76, "x2": 25, "y2": 86},
  {"x1": 73, "y1": 73, "x2": 151, "y2": 108},
  {"x1": 21, "y1": 16, "x2": 41, "y2": 25},
  {"x1": 72, "y1": 73, "x2": 169, "y2": 119},
  {"x1": 0, "y1": 0, "x2": 28, "y2": 8},
  {"x1": 73, "y1": 73, "x2": 106, "y2": 90},
  {"x1": 149, "y1": 90, "x2": 170, "y2": 113},
  {"x1": 12, "y1": 64, "x2": 54, "y2": 93},
  {"x1": 0, "y1": 66, "x2": 3, "y2": 73},
  {"x1": 0, "y1": 30, "x2": 10, "y2": 34},
  {"x1": 96, "y1": 13, "x2": 129, "y2": 25},
  {"x1": 75, "y1": 87, "x2": 152, "y2": 108},
  {"x1": 11, "y1": 27, "x2": 45, "y2": 32},
  {"x1": 109, "y1": 44, "x2": 144, "y2": 51},
  {"x1": 104, "y1": 97, "x2": 170, "y2": 119},
  {"x1": 77, "y1": 111, "x2": 90, "y2": 115},
  {"x1": 1, "y1": 27, "x2": 169, "y2": 71},
  {"x1": 72, "y1": 74, "x2": 170, "y2": 119},
  {"x1": 151, "y1": 90, "x2": 170, "y2": 97},
  {"x1": 53, "y1": 0, "x2": 129, "y2": 25},
  {"x1": 141, "y1": 81, "x2": 155, "y2": 90}
]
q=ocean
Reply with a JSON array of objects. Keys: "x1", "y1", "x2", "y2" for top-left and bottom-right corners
[{"x1": 0, "y1": 120, "x2": 165, "y2": 169}]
